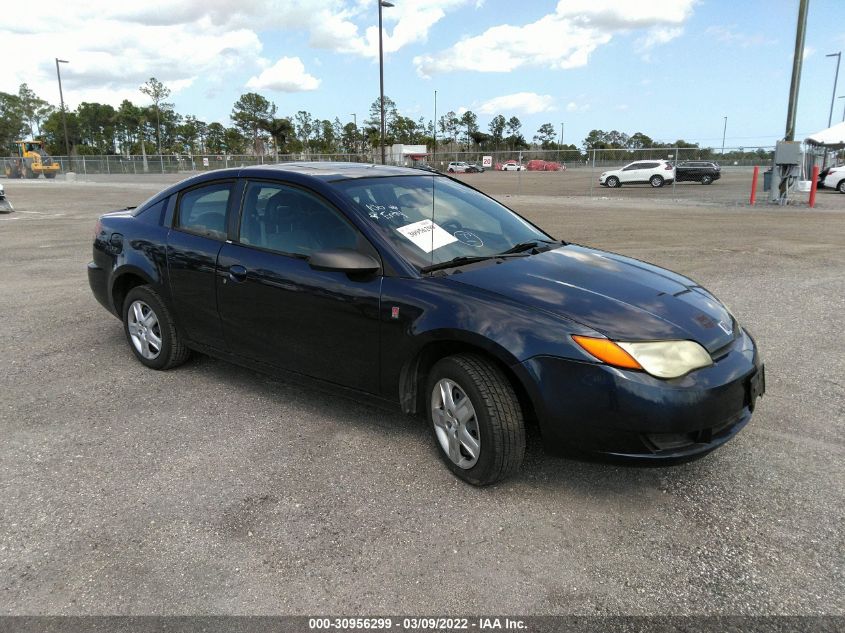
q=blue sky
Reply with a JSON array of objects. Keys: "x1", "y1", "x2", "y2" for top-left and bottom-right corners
[{"x1": 3, "y1": 0, "x2": 843, "y2": 149}]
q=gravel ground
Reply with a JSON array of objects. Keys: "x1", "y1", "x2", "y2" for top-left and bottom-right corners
[{"x1": 0, "y1": 174, "x2": 842, "y2": 616}]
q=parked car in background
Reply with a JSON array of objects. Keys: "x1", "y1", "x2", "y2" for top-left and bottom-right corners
[
  {"x1": 447, "y1": 161, "x2": 470, "y2": 173},
  {"x1": 500, "y1": 161, "x2": 525, "y2": 171},
  {"x1": 526, "y1": 160, "x2": 565, "y2": 172},
  {"x1": 465, "y1": 163, "x2": 484, "y2": 173},
  {"x1": 600, "y1": 160, "x2": 675, "y2": 188},
  {"x1": 822, "y1": 166, "x2": 845, "y2": 193},
  {"x1": 675, "y1": 161, "x2": 721, "y2": 185},
  {"x1": 0, "y1": 182, "x2": 11, "y2": 213},
  {"x1": 87, "y1": 162, "x2": 763, "y2": 485}
]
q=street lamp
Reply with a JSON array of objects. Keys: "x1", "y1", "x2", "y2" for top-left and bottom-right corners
[
  {"x1": 838, "y1": 95, "x2": 845, "y2": 122},
  {"x1": 826, "y1": 52, "x2": 841, "y2": 127},
  {"x1": 378, "y1": 0, "x2": 394, "y2": 165},
  {"x1": 350, "y1": 113, "x2": 357, "y2": 155},
  {"x1": 721, "y1": 116, "x2": 728, "y2": 155},
  {"x1": 55, "y1": 58, "x2": 70, "y2": 156},
  {"x1": 433, "y1": 89, "x2": 437, "y2": 167},
  {"x1": 559, "y1": 122, "x2": 564, "y2": 161}
]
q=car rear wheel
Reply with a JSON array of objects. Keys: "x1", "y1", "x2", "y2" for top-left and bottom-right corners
[
  {"x1": 606, "y1": 176, "x2": 620, "y2": 188},
  {"x1": 426, "y1": 354, "x2": 525, "y2": 486},
  {"x1": 123, "y1": 285, "x2": 190, "y2": 370},
  {"x1": 650, "y1": 175, "x2": 664, "y2": 188},
  {"x1": 838, "y1": 180, "x2": 845, "y2": 194},
  {"x1": 701, "y1": 175, "x2": 713, "y2": 185},
  {"x1": 448, "y1": 168, "x2": 455, "y2": 173}
]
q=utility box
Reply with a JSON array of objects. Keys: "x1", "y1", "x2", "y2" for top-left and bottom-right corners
[{"x1": 774, "y1": 140, "x2": 802, "y2": 165}]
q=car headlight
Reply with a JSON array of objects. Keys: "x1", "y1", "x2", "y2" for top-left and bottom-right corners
[{"x1": 573, "y1": 336, "x2": 713, "y2": 379}]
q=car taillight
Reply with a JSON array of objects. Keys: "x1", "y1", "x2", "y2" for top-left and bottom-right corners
[
  {"x1": 665, "y1": 164, "x2": 673, "y2": 170},
  {"x1": 93, "y1": 219, "x2": 103, "y2": 240}
]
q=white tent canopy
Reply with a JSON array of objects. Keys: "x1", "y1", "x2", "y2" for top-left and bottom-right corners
[{"x1": 805, "y1": 121, "x2": 845, "y2": 148}]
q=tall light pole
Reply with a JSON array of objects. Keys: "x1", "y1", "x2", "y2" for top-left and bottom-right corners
[
  {"x1": 785, "y1": 0, "x2": 809, "y2": 141},
  {"x1": 559, "y1": 122, "x2": 564, "y2": 161},
  {"x1": 378, "y1": 0, "x2": 393, "y2": 165},
  {"x1": 826, "y1": 52, "x2": 841, "y2": 127},
  {"x1": 721, "y1": 116, "x2": 728, "y2": 155},
  {"x1": 433, "y1": 89, "x2": 437, "y2": 167},
  {"x1": 55, "y1": 58, "x2": 70, "y2": 156},
  {"x1": 839, "y1": 95, "x2": 845, "y2": 122},
  {"x1": 350, "y1": 113, "x2": 357, "y2": 155}
]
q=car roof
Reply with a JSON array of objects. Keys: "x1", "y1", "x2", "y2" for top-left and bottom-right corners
[
  {"x1": 141, "y1": 162, "x2": 438, "y2": 211},
  {"x1": 237, "y1": 161, "x2": 429, "y2": 181}
]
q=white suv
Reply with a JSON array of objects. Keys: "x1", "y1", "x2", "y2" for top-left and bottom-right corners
[
  {"x1": 600, "y1": 160, "x2": 676, "y2": 188},
  {"x1": 447, "y1": 161, "x2": 470, "y2": 173}
]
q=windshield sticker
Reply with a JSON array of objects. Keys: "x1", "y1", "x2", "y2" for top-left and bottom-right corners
[
  {"x1": 366, "y1": 203, "x2": 409, "y2": 222},
  {"x1": 395, "y1": 219, "x2": 458, "y2": 253},
  {"x1": 453, "y1": 230, "x2": 483, "y2": 248}
]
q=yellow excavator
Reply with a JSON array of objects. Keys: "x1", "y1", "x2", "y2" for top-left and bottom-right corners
[{"x1": 5, "y1": 140, "x2": 60, "y2": 179}]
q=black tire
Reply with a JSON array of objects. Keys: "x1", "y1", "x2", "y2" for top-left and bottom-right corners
[
  {"x1": 448, "y1": 168, "x2": 455, "y2": 173},
  {"x1": 606, "y1": 176, "x2": 620, "y2": 188},
  {"x1": 426, "y1": 354, "x2": 525, "y2": 486},
  {"x1": 44, "y1": 172, "x2": 57, "y2": 179},
  {"x1": 838, "y1": 180, "x2": 845, "y2": 194},
  {"x1": 701, "y1": 175, "x2": 713, "y2": 185},
  {"x1": 650, "y1": 175, "x2": 664, "y2": 188},
  {"x1": 122, "y1": 285, "x2": 190, "y2": 370}
]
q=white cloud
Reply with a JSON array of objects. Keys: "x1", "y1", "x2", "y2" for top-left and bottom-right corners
[
  {"x1": 566, "y1": 101, "x2": 590, "y2": 113},
  {"x1": 0, "y1": 0, "x2": 471, "y2": 110},
  {"x1": 246, "y1": 57, "x2": 320, "y2": 92},
  {"x1": 705, "y1": 25, "x2": 776, "y2": 48},
  {"x1": 0, "y1": 1, "x2": 263, "y2": 109},
  {"x1": 478, "y1": 93, "x2": 556, "y2": 115},
  {"x1": 414, "y1": 0, "x2": 695, "y2": 76}
]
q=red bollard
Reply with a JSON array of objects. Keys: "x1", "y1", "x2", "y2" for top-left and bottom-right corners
[
  {"x1": 808, "y1": 165, "x2": 820, "y2": 208},
  {"x1": 750, "y1": 165, "x2": 759, "y2": 205}
]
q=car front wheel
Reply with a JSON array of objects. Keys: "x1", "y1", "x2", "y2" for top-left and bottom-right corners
[
  {"x1": 426, "y1": 354, "x2": 525, "y2": 485},
  {"x1": 123, "y1": 285, "x2": 190, "y2": 370},
  {"x1": 606, "y1": 176, "x2": 620, "y2": 188},
  {"x1": 650, "y1": 175, "x2": 665, "y2": 187}
]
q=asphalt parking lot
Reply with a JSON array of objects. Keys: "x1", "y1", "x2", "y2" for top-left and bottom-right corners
[{"x1": 0, "y1": 173, "x2": 843, "y2": 615}]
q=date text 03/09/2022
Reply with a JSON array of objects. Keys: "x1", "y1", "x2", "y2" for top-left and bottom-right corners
[{"x1": 308, "y1": 616, "x2": 527, "y2": 630}]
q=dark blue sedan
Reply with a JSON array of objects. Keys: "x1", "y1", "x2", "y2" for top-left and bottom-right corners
[{"x1": 88, "y1": 163, "x2": 764, "y2": 485}]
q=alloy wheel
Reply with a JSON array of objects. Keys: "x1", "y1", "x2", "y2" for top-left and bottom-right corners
[
  {"x1": 127, "y1": 300, "x2": 163, "y2": 360},
  {"x1": 431, "y1": 378, "x2": 481, "y2": 469}
]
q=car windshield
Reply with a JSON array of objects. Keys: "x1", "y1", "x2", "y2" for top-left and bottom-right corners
[{"x1": 334, "y1": 175, "x2": 554, "y2": 271}]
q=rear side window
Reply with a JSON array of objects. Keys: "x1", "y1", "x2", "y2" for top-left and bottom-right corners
[
  {"x1": 176, "y1": 182, "x2": 232, "y2": 240},
  {"x1": 642, "y1": 162, "x2": 660, "y2": 169}
]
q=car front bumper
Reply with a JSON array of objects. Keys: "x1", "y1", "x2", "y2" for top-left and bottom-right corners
[{"x1": 515, "y1": 329, "x2": 764, "y2": 460}]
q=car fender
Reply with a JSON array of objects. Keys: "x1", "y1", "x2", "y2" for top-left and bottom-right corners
[{"x1": 381, "y1": 276, "x2": 602, "y2": 412}]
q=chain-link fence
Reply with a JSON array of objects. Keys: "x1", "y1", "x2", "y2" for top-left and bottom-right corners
[
  {"x1": 0, "y1": 152, "x2": 376, "y2": 176},
  {"x1": 4, "y1": 145, "x2": 812, "y2": 206}
]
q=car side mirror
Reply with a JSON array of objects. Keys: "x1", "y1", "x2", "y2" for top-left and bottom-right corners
[{"x1": 308, "y1": 249, "x2": 381, "y2": 274}]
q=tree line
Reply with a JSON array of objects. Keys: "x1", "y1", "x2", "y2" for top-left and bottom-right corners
[{"x1": 0, "y1": 78, "x2": 769, "y2": 161}]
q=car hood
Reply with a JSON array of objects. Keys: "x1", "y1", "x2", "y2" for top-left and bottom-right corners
[{"x1": 448, "y1": 244, "x2": 735, "y2": 353}]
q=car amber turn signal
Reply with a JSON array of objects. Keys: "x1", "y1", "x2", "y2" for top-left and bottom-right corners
[{"x1": 572, "y1": 335, "x2": 642, "y2": 370}]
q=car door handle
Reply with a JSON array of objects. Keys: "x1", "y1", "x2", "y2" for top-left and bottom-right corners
[{"x1": 228, "y1": 265, "x2": 248, "y2": 282}]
